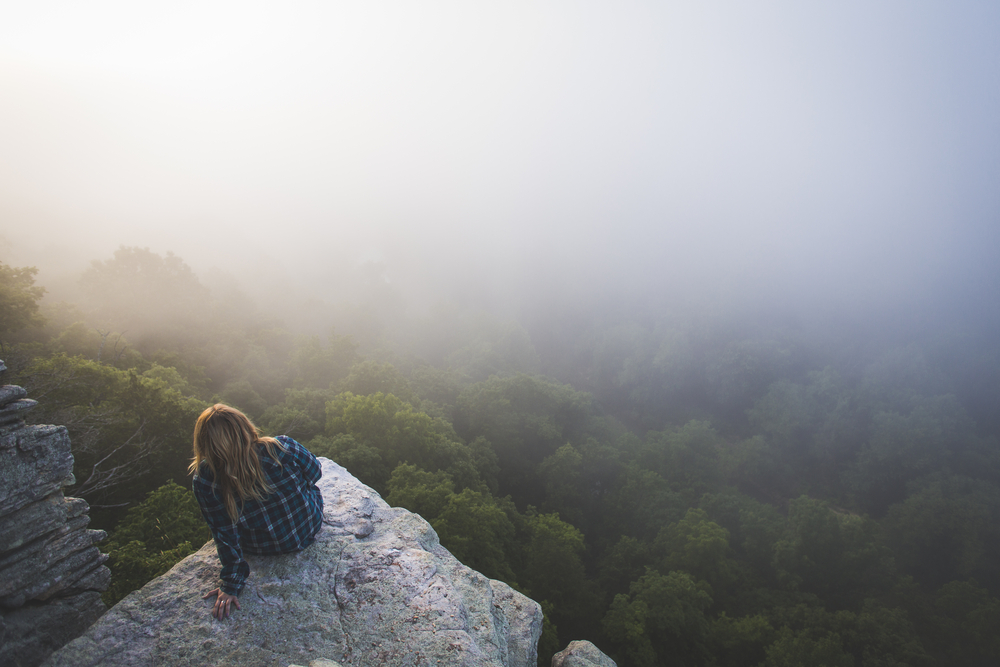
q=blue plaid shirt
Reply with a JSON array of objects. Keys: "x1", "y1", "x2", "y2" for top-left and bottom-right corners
[{"x1": 192, "y1": 436, "x2": 324, "y2": 596}]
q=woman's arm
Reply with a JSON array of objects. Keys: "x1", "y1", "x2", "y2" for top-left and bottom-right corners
[
  {"x1": 210, "y1": 521, "x2": 250, "y2": 596},
  {"x1": 193, "y1": 476, "x2": 250, "y2": 602}
]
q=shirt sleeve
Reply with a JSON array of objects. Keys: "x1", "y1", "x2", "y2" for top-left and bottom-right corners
[
  {"x1": 193, "y1": 477, "x2": 250, "y2": 596},
  {"x1": 278, "y1": 436, "x2": 322, "y2": 485}
]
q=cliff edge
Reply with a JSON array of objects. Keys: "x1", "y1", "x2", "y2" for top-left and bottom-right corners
[
  {"x1": 45, "y1": 458, "x2": 543, "y2": 667},
  {"x1": 0, "y1": 361, "x2": 110, "y2": 667}
]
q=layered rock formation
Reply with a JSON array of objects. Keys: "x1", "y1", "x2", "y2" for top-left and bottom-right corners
[
  {"x1": 46, "y1": 458, "x2": 544, "y2": 667},
  {"x1": 0, "y1": 360, "x2": 111, "y2": 667}
]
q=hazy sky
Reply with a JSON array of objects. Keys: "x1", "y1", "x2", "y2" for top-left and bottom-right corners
[{"x1": 2, "y1": 1, "x2": 998, "y2": 321}]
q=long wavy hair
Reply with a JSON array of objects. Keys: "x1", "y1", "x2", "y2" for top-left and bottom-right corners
[{"x1": 188, "y1": 404, "x2": 285, "y2": 522}]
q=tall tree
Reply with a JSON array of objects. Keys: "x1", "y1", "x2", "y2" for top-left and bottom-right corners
[
  {"x1": 78, "y1": 246, "x2": 211, "y2": 350},
  {"x1": 0, "y1": 261, "x2": 46, "y2": 350}
]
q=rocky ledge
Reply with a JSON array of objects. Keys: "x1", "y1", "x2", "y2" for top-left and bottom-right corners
[{"x1": 45, "y1": 458, "x2": 543, "y2": 667}]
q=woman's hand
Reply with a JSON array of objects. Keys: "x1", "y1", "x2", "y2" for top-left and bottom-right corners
[{"x1": 203, "y1": 588, "x2": 241, "y2": 620}]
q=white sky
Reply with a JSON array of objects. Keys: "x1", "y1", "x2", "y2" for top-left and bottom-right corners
[{"x1": 1, "y1": 1, "x2": 998, "y2": 316}]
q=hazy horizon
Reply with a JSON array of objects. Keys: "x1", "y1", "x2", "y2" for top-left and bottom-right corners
[{"x1": 3, "y1": 1, "x2": 998, "y2": 333}]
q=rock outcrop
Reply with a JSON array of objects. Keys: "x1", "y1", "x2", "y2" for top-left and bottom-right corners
[
  {"x1": 46, "y1": 458, "x2": 543, "y2": 667},
  {"x1": 0, "y1": 360, "x2": 111, "y2": 667},
  {"x1": 551, "y1": 641, "x2": 617, "y2": 667}
]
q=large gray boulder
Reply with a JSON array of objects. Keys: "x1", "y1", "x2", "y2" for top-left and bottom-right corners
[{"x1": 45, "y1": 458, "x2": 543, "y2": 667}]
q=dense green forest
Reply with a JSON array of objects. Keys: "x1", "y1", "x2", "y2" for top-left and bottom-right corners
[{"x1": 3, "y1": 248, "x2": 1000, "y2": 666}]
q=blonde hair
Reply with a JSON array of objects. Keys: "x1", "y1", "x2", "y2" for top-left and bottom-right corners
[{"x1": 189, "y1": 404, "x2": 285, "y2": 522}]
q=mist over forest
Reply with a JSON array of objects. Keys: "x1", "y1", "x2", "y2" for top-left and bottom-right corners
[{"x1": 3, "y1": 2, "x2": 1000, "y2": 666}]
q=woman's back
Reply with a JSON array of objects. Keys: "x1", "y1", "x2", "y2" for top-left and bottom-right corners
[
  {"x1": 192, "y1": 435, "x2": 323, "y2": 556},
  {"x1": 189, "y1": 404, "x2": 325, "y2": 618}
]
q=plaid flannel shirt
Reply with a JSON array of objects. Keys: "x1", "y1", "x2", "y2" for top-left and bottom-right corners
[{"x1": 192, "y1": 435, "x2": 324, "y2": 596}]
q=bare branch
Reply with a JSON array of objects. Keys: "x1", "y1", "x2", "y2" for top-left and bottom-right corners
[
  {"x1": 281, "y1": 413, "x2": 310, "y2": 438},
  {"x1": 113, "y1": 331, "x2": 128, "y2": 366},
  {"x1": 72, "y1": 418, "x2": 161, "y2": 499},
  {"x1": 96, "y1": 329, "x2": 110, "y2": 364}
]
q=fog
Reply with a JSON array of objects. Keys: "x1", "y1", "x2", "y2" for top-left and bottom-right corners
[{"x1": 2, "y1": 1, "x2": 998, "y2": 334}]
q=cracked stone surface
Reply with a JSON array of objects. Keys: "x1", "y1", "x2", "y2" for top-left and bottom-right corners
[
  {"x1": 44, "y1": 458, "x2": 542, "y2": 667},
  {"x1": 0, "y1": 424, "x2": 76, "y2": 516}
]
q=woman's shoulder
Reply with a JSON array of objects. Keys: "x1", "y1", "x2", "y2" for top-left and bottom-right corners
[
  {"x1": 258, "y1": 435, "x2": 300, "y2": 463},
  {"x1": 191, "y1": 463, "x2": 217, "y2": 495},
  {"x1": 271, "y1": 436, "x2": 321, "y2": 469},
  {"x1": 274, "y1": 435, "x2": 309, "y2": 453},
  {"x1": 192, "y1": 459, "x2": 212, "y2": 479}
]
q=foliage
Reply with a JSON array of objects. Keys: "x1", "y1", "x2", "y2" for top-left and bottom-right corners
[
  {"x1": 432, "y1": 488, "x2": 518, "y2": 583},
  {"x1": 654, "y1": 508, "x2": 740, "y2": 600},
  {"x1": 538, "y1": 443, "x2": 584, "y2": 523},
  {"x1": 770, "y1": 497, "x2": 899, "y2": 607},
  {"x1": 761, "y1": 627, "x2": 854, "y2": 667},
  {"x1": 930, "y1": 580, "x2": 1000, "y2": 663},
  {"x1": 385, "y1": 463, "x2": 456, "y2": 521},
  {"x1": 709, "y1": 613, "x2": 775, "y2": 667},
  {"x1": 292, "y1": 331, "x2": 358, "y2": 389},
  {"x1": 258, "y1": 387, "x2": 333, "y2": 442},
  {"x1": 520, "y1": 512, "x2": 589, "y2": 616},
  {"x1": 20, "y1": 354, "x2": 206, "y2": 512},
  {"x1": 8, "y1": 247, "x2": 1000, "y2": 664},
  {"x1": 605, "y1": 463, "x2": 685, "y2": 541},
  {"x1": 0, "y1": 261, "x2": 46, "y2": 347},
  {"x1": 643, "y1": 421, "x2": 724, "y2": 501},
  {"x1": 883, "y1": 475, "x2": 1000, "y2": 590},
  {"x1": 536, "y1": 600, "x2": 562, "y2": 667},
  {"x1": 101, "y1": 481, "x2": 211, "y2": 605},
  {"x1": 321, "y1": 391, "x2": 481, "y2": 491},
  {"x1": 602, "y1": 569, "x2": 714, "y2": 666},
  {"x1": 339, "y1": 361, "x2": 414, "y2": 402},
  {"x1": 78, "y1": 246, "x2": 211, "y2": 349},
  {"x1": 454, "y1": 373, "x2": 593, "y2": 502},
  {"x1": 598, "y1": 536, "x2": 653, "y2": 601}
]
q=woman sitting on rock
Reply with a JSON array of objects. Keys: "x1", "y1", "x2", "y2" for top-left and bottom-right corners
[{"x1": 190, "y1": 404, "x2": 324, "y2": 620}]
